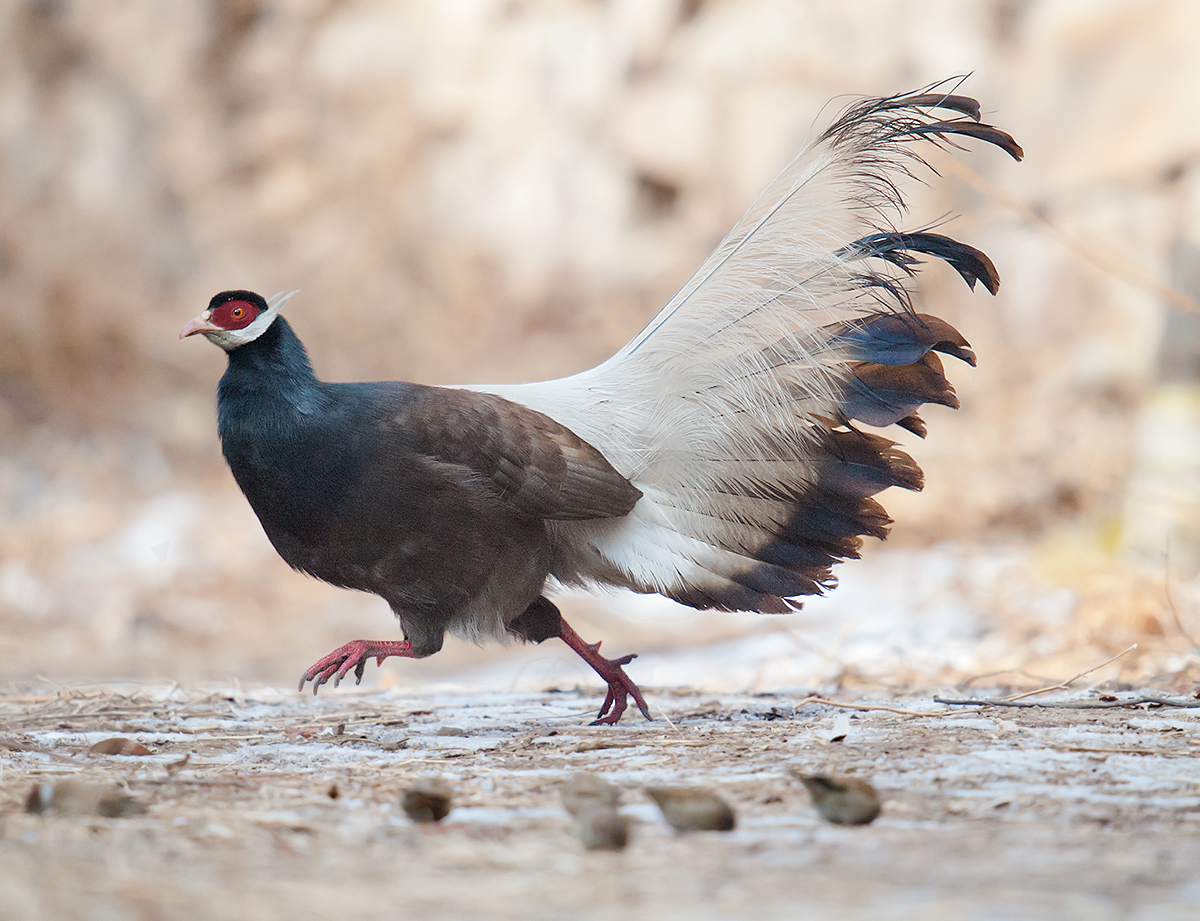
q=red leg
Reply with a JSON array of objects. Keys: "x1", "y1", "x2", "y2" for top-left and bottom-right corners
[
  {"x1": 298, "y1": 640, "x2": 421, "y2": 695},
  {"x1": 557, "y1": 619, "x2": 651, "y2": 725}
]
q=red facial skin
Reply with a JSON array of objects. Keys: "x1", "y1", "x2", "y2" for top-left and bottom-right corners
[
  {"x1": 180, "y1": 298, "x2": 262, "y2": 339},
  {"x1": 209, "y1": 299, "x2": 260, "y2": 330}
]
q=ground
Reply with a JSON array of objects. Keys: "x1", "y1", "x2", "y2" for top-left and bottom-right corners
[{"x1": 2, "y1": 682, "x2": 1199, "y2": 921}]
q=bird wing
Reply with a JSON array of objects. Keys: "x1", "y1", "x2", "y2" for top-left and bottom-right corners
[
  {"x1": 388, "y1": 386, "x2": 642, "y2": 522},
  {"x1": 463, "y1": 83, "x2": 1021, "y2": 611}
]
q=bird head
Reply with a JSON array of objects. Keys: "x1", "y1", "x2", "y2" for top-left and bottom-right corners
[{"x1": 179, "y1": 290, "x2": 298, "y2": 351}]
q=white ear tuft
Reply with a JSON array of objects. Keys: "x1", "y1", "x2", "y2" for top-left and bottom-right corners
[
  {"x1": 209, "y1": 290, "x2": 300, "y2": 351},
  {"x1": 266, "y1": 289, "x2": 301, "y2": 311}
]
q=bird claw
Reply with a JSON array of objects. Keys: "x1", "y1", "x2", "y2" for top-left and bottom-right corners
[
  {"x1": 586, "y1": 653, "x2": 652, "y2": 726},
  {"x1": 297, "y1": 639, "x2": 416, "y2": 695},
  {"x1": 556, "y1": 620, "x2": 651, "y2": 725}
]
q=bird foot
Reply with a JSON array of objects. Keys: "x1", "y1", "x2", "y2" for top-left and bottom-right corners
[
  {"x1": 557, "y1": 620, "x2": 651, "y2": 725},
  {"x1": 298, "y1": 639, "x2": 418, "y2": 695}
]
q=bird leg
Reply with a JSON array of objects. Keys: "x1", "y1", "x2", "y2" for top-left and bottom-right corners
[
  {"x1": 556, "y1": 619, "x2": 652, "y2": 726},
  {"x1": 509, "y1": 598, "x2": 652, "y2": 725},
  {"x1": 298, "y1": 640, "x2": 421, "y2": 694}
]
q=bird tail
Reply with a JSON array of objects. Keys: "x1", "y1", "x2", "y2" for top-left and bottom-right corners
[{"x1": 472, "y1": 81, "x2": 1022, "y2": 612}]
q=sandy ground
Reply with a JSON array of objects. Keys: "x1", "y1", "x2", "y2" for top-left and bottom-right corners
[{"x1": 2, "y1": 682, "x2": 1199, "y2": 921}]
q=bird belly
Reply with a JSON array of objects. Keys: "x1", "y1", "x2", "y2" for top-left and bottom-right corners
[{"x1": 252, "y1": 480, "x2": 555, "y2": 655}]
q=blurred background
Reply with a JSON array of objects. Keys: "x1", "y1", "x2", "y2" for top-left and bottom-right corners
[{"x1": 3, "y1": 0, "x2": 1200, "y2": 696}]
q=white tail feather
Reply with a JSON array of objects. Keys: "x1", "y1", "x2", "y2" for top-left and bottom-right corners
[{"x1": 463, "y1": 84, "x2": 1020, "y2": 611}]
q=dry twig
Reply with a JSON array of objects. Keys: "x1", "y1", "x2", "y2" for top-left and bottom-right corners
[
  {"x1": 1049, "y1": 745, "x2": 1175, "y2": 756},
  {"x1": 934, "y1": 694, "x2": 1200, "y2": 709},
  {"x1": 1000, "y1": 644, "x2": 1138, "y2": 702},
  {"x1": 794, "y1": 695, "x2": 967, "y2": 718},
  {"x1": 655, "y1": 704, "x2": 681, "y2": 734}
]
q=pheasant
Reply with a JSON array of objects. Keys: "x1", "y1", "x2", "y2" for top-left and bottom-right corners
[{"x1": 181, "y1": 84, "x2": 1021, "y2": 723}]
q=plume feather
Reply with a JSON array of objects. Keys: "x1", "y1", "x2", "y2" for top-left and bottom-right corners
[{"x1": 463, "y1": 82, "x2": 1019, "y2": 611}]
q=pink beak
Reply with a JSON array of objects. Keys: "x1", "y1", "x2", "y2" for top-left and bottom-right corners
[{"x1": 180, "y1": 314, "x2": 220, "y2": 339}]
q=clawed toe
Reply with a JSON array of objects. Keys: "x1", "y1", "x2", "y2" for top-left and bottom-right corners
[
  {"x1": 297, "y1": 639, "x2": 418, "y2": 695},
  {"x1": 556, "y1": 620, "x2": 651, "y2": 725}
]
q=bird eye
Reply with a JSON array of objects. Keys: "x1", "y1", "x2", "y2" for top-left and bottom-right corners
[{"x1": 211, "y1": 298, "x2": 259, "y2": 330}]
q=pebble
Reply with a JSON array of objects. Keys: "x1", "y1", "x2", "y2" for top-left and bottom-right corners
[
  {"x1": 561, "y1": 773, "x2": 620, "y2": 817},
  {"x1": 794, "y1": 773, "x2": 881, "y2": 825},
  {"x1": 401, "y1": 777, "x2": 453, "y2": 823},
  {"x1": 646, "y1": 786, "x2": 735, "y2": 832},
  {"x1": 25, "y1": 780, "x2": 145, "y2": 818},
  {"x1": 573, "y1": 805, "x2": 630, "y2": 851}
]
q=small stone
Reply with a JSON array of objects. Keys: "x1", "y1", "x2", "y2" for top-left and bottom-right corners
[
  {"x1": 435, "y1": 726, "x2": 468, "y2": 737},
  {"x1": 89, "y1": 738, "x2": 153, "y2": 756},
  {"x1": 646, "y1": 786, "x2": 735, "y2": 832},
  {"x1": 25, "y1": 780, "x2": 145, "y2": 818},
  {"x1": 561, "y1": 773, "x2": 620, "y2": 817},
  {"x1": 795, "y1": 773, "x2": 881, "y2": 825},
  {"x1": 574, "y1": 805, "x2": 630, "y2": 851},
  {"x1": 401, "y1": 777, "x2": 452, "y2": 823}
]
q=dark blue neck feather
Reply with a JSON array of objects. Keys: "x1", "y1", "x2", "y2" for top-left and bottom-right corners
[{"x1": 219, "y1": 317, "x2": 325, "y2": 418}]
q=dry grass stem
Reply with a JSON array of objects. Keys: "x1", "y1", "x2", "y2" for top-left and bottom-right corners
[{"x1": 999, "y1": 644, "x2": 1139, "y2": 702}]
